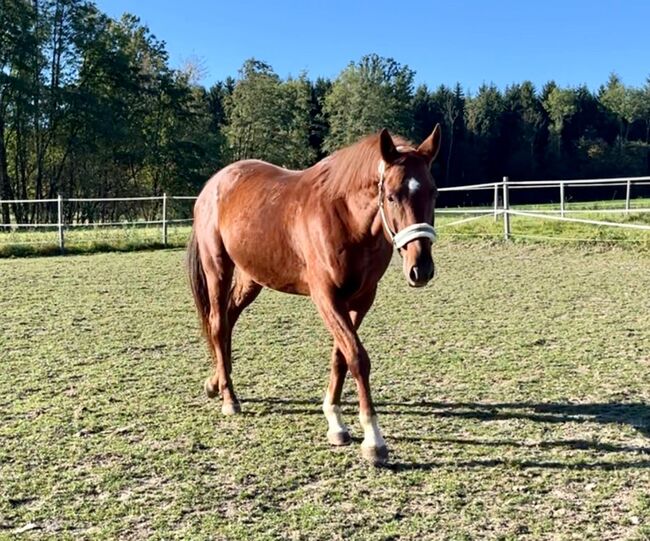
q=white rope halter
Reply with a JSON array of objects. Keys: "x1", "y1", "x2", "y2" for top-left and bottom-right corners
[{"x1": 377, "y1": 160, "x2": 437, "y2": 250}]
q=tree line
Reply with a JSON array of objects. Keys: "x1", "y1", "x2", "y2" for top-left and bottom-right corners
[{"x1": 2, "y1": 0, "x2": 650, "y2": 223}]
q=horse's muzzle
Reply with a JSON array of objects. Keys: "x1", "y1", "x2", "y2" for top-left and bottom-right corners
[{"x1": 406, "y1": 260, "x2": 435, "y2": 288}]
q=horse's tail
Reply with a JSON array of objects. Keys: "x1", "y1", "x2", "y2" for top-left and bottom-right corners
[{"x1": 187, "y1": 226, "x2": 211, "y2": 338}]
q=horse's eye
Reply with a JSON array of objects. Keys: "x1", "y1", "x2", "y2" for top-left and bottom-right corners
[{"x1": 387, "y1": 194, "x2": 396, "y2": 203}]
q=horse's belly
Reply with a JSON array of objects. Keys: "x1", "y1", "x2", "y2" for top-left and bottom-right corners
[{"x1": 229, "y1": 244, "x2": 309, "y2": 295}]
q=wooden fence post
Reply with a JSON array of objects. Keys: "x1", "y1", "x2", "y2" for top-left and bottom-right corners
[
  {"x1": 560, "y1": 181, "x2": 565, "y2": 218},
  {"x1": 625, "y1": 179, "x2": 631, "y2": 214},
  {"x1": 57, "y1": 194, "x2": 65, "y2": 254},
  {"x1": 502, "y1": 176, "x2": 510, "y2": 240},
  {"x1": 493, "y1": 183, "x2": 499, "y2": 221}
]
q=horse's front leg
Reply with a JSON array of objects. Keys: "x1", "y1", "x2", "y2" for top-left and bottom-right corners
[
  {"x1": 322, "y1": 291, "x2": 376, "y2": 447},
  {"x1": 354, "y1": 349, "x2": 388, "y2": 465},
  {"x1": 314, "y1": 289, "x2": 388, "y2": 465}
]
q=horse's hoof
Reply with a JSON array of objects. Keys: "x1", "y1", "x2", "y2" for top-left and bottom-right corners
[
  {"x1": 361, "y1": 445, "x2": 389, "y2": 466},
  {"x1": 221, "y1": 402, "x2": 241, "y2": 416},
  {"x1": 204, "y1": 378, "x2": 219, "y2": 399},
  {"x1": 327, "y1": 430, "x2": 351, "y2": 446}
]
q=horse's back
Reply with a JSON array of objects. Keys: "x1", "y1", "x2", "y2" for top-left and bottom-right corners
[
  {"x1": 197, "y1": 159, "x2": 293, "y2": 203},
  {"x1": 195, "y1": 159, "x2": 296, "y2": 227}
]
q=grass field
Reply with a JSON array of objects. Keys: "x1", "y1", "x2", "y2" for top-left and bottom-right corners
[{"x1": 1, "y1": 242, "x2": 649, "y2": 539}]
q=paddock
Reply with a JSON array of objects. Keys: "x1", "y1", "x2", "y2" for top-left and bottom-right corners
[{"x1": 1, "y1": 241, "x2": 648, "y2": 539}]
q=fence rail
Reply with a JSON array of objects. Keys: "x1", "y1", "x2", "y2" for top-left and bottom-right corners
[
  {"x1": 0, "y1": 192, "x2": 197, "y2": 252},
  {"x1": 437, "y1": 175, "x2": 650, "y2": 239},
  {"x1": 1, "y1": 175, "x2": 649, "y2": 253}
]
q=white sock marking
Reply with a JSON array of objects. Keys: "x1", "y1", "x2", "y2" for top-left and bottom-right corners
[
  {"x1": 359, "y1": 413, "x2": 386, "y2": 449},
  {"x1": 323, "y1": 399, "x2": 347, "y2": 435}
]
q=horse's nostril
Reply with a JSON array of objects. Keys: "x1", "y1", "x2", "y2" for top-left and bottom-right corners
[{"x1": 409, "y1": 266, "x2": 420, "y2": 283}]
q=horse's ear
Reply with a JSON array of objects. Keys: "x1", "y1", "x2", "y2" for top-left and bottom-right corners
[
  {"x1": 379, "y1": 128, "x2": 400, "y2": 164},
  {"x1": 417, "y1": 124, "x2": 442, "y2": 165}
]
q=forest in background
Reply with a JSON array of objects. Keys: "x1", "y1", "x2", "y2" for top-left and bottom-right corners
[{"x1": 2, "y1": 0, "x2": 650, "y2": 223}]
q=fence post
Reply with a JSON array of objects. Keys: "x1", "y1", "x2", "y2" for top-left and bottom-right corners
[
  {"x1": 162, "y1": 193, "x2": 168, "y2": 246},
  {"x1": 57, "y1": 194, "x2": 65, "y2": 254},
  {"x1": 560, "y1": 181, "x2": 565, "y2": 218},
  {"x1": 493, "y1": 183, "x2": 499, "y2": 221},
  {"x1": 502, "y1": 176, "x2": 510, "y2": 240},
  {"x1": 625, "y1": 179, "x2": 631, "y2": 214}
]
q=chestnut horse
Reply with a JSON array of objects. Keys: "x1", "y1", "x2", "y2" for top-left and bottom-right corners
[{"x1": 188, "y1": 125, "x2": 441, "y2": 464}]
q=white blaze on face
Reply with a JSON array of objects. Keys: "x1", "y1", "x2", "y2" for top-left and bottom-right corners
[{"x1": 407, "y1": 177, "x2": 421, "y2": 195}]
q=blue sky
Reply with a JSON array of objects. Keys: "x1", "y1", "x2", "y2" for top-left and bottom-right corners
[{"x1": 96, "y1": 0, "x2": 650, "y2": 93}]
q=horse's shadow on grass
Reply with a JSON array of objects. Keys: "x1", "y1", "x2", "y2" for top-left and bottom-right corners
[{"x1": 244, "y1": 397, "x2": 650, "y2": 471}]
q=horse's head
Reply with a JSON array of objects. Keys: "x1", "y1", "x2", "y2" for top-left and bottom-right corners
[{"x1": 377, "y1": 125, "x2": 441, "y2": 288}]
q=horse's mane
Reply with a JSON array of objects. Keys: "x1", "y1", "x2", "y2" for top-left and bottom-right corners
[{"x1": 306, "y1": 131, "x2": 414, "y2": 200}]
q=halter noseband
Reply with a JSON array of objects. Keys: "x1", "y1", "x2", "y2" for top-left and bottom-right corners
[{"x1": 377, "y1": 160, "x2": 437, "y2": 250}]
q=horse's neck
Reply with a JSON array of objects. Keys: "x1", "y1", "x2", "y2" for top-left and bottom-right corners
[
  {"x1": 312, "y1": 151, "x2": 386, "y2": 242},
  {"x1": 340, "y1": 170, "x2": 385, "y2": 242}
]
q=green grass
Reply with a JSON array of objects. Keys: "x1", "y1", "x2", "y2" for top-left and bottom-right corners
[
  {"x1": 435, "y1": 197, "x2": 650, "y2": 249},
  {"x1": 440, "y1": 211, "x2": 650, "y2": 249},
  {"x1": 0, "y1": 224, "x2": 191, "y2": 258},
  {"x1": 1, "y1": 242, "x2": 649, "y2": 539}
]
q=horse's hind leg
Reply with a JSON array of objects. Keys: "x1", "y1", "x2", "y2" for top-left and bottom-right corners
[
  {"x1": 200, "y1": 244, "x2": 240, "y2": 415},
  {"x1": 225, "y1": 269, "x2": 262, "y2": 367},
  {"x1": 204, "y1": 267, "x2": 261, "y2": 410},
  {"x1": 323, "y1": 347, "x2": 350, "y2": 445}
]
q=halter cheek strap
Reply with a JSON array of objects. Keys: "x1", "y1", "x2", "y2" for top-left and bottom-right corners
[{"x1": 377, "y1": 161, "x2": 437, "y2": 250}]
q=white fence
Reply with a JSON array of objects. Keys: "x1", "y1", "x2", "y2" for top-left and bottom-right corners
[
  {"x1": 0, "y1": 193, "x2": 195, "y2": 252},
  {"x1": 436, "y1": 175, "x2": 650, "y2": 240},
  {"x1": 1, "y1": 176, "x2": 650, "y2": 252}
]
